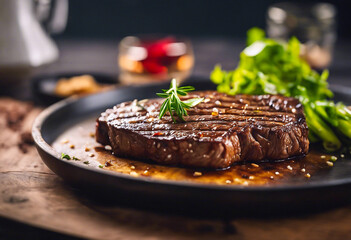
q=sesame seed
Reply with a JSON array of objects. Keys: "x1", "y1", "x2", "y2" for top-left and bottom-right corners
[
  {"x1": 301, "y1": 168, "x2": 306, "y2": 172},
  {"x1": 270, "y1": 176, "x2": 274, "y2": 180},
  {"x1": 204, "y1": 98, "x2": 210, "y2": 103},
  {"x1": 291, "y1": 108, "x2": 296, "y2": 113},
  {"x1": 305, "y1": 173, "x2": 311, "y2": 178},
  {"x1": 138, "y1": 99, "x2": 148, "y2": 104},
  {"x1": 341, "y1": 154, "x2": 345, "y2": 158},
  {"x1": 89, "y1": 153, "x2": 95, "y2": 157},
  {"x1": 130, "y1": 171, "x2": 138, "y2": 177},
  {"x1": 275, "y1": 171, "x2": 280, "y2": 175},
  {"x1": 287, "y1": 165, "x2": 293, "y2": 171},
  {"x1": 321, "y1": 155, "x2": 326, "y2": 159},
  {"x1": 326, "y1": 161, "x2": 334, "y2": 167},
  {"x1": 243, "y1": 181, "x2": 249, "y2": 186},
  {"x1": 193, "y1": 171, "x2": 202, "y2": 177},
  {"x1": 188, "y1": 143, "x2": 192, "y2": 147},
  {"x1": 163, "y1": 148, "x2": 166, "y2": 152},
  {"x1": 167, "y1": 154, "x2": 172, "y2": 159},
  {"x1": 61, "y1": 139, "x2": 69, "y2": 144},
  {"x1": 189, "y1": 150, "x2": 193, "y2": 153},
  {"x1": 130, "y1": 165, "x2": 136, "y2": 170},
  {"x1": 225, "y1": 180, "x2": 232, "y2": 184},
  {"x1": 251, "y1": 163, "x2": 259, "y2": 168},
  {"x1": 215, "y1": 100, "x2": 222, "y2": 106},
  {"x1": 105, "y1": 145, "x2": 112, "y2": 151},
  {"x1": 142, "y1": 170, "x2": 149, "y2": 176},
  {"x1": 249, "y1": 176, "x2": 254, "y2": 180},
  {"x1": 85, "y1": 147, "x2": 90, "y2": 152},
  {"x1": 157, "y1": 143, "x2": 161, "y2": 149}
]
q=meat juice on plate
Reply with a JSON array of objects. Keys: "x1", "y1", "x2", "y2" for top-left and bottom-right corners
[{"x1": 53, "y1": 119, "x2": 335, "y2": 186}]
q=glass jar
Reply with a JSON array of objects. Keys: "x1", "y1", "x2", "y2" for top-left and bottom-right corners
[
  {"x1": 118, "y1": 35, "x2": 194, "y2": 85},
  {"x1": 266, "y1": 2, "x2": 337, "y2": 69}
]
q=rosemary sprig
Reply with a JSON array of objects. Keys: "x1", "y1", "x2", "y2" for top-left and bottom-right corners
[{"x1": 156, "y1": 79, "x2": 204, "y2": 123}]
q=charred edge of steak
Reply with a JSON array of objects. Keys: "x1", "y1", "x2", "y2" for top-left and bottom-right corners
[
  {"x1": 96, "y1": 92, "x2": 309, "y2": 168},
  {"x1": 106, "y1": 128, "x2": 241, "y2": 168},
  {"x1": 95, "y1": 119, "x2": 110, "y2": 146}
]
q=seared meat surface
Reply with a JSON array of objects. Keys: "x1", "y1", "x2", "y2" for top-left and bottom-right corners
[{"x1": 96, "y1": 91, "x2": 309, "y2": 168}]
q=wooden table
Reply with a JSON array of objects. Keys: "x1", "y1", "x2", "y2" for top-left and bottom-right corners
[{"x1": 1, "y1": 39, "x2": 351, "y2": 239}]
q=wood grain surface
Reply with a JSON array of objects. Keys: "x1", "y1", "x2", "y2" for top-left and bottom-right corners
[{"x1": 1, "y1": 97, "x2": 351, "y2": 240}]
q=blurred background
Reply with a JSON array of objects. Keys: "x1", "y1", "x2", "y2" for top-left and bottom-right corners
[
  {"x1": 44, "y1": 0, "x2": 351, "y2": 75},
  {"x1": 1, "y1": 0, "x2": 351, "y2": 101},
  {"x1": 61, "y1": 0, "x2": 351, "y2": 39}
]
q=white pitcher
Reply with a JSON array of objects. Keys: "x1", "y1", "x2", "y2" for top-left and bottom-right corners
[{"x1": 0, "y1": 0, "x2": 68, "y2": 83}]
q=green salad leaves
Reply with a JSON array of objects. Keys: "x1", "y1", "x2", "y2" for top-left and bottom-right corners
[{"x1": 211, "y1": 27, "x2": 351, "y2": 152}]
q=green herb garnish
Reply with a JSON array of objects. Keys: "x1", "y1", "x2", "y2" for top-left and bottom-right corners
[
  {"x1": 72, "y1": 156, "x2": 80, "y2": 161},
  {"x1": 211, "y1": 27, "x2": 351, "y2": 152},
  {"x1": 157, "y1": 79, "x2": 204, "y2": 123},
  {"x1": 99, "y1": 165, "x2": 104, "y2": 168},
  {"x1": 61, "y1": 153, "x2": 71, "y2": 160},
  {"x1": 83, "y1": 161, "x2": 90, "y2": 165}
]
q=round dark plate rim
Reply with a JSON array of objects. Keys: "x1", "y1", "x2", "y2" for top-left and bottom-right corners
[{"x1": 32, "y1": 83, "x2": 351, "y2": 193}]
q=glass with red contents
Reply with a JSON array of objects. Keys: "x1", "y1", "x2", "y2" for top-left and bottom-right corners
[{"x1": 118, "y1": 36, "x2": 194, "y2": 84}]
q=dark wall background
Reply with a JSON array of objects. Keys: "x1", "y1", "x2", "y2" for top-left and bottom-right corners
[{"x1": 58, "y1": 0, "x2": 350, "y2": 40}]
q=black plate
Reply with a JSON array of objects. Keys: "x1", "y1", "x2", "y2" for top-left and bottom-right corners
[{"x1": 32, "y1": 78, "x2": 351, "y2": 216}]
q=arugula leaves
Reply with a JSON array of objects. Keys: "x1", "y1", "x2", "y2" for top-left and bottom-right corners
[
  {"x1": 211, "y1": 28, "x2": 351, "y2": 152},
  {"x1": 157, "y1": 79, "x2": 204, "y2": 123}
]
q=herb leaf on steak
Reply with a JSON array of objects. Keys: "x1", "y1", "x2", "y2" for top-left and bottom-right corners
[{"x1": 157, "y1": 79, "x2": 204, "y2": 123}]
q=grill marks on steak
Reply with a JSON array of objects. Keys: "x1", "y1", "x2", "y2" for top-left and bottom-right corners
[{"x1": 96, "y1": 91, "x2": 309, "y2": 168}]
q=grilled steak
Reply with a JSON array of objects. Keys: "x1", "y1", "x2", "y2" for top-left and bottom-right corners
[{"x1": 96, "y1": 91, "x2": 309, "y2": 168}]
